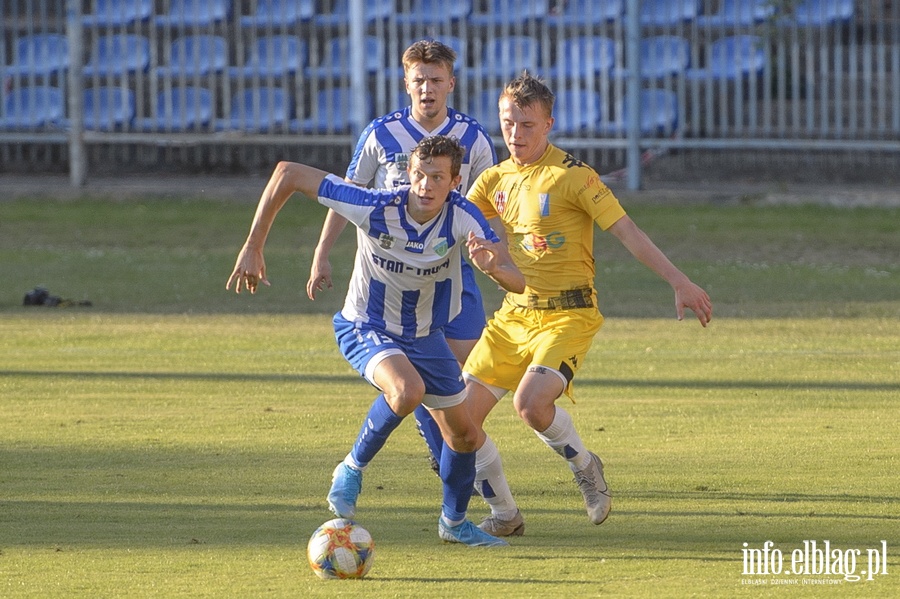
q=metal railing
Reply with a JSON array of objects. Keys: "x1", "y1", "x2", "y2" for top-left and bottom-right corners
[{"x1": 1, "y1": 1, "x2": 897, "y2": 187}]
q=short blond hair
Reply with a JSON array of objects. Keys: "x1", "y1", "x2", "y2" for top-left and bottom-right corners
[
  {"x1": 402, "y1": 39, "x2": 457, "y2": 76},
  {"x1": 501, "y1": 71, "x2": 555, "y2": 118}
]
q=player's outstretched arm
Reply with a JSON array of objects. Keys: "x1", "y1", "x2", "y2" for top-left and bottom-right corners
[
  {"x1": 227, "y1": 161, "x2": 329, "y2": 294},
  {"x1": 466, "y1": 231, "x2": 526, "y2": 293},
  {"x1": 607, "y1": 215, "x2": 713, "y2": 327},
  {"x1": 307, "y1": 208, "x2": 350, "y2": 300}
]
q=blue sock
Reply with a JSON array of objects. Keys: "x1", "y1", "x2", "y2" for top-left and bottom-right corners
[
  {"x1": 440, "y1": 444, "x2": 476, "y2": 523},
  {"x1": 350, "y1": 394, "x2": 403, "y2": 469},
  {"x1": 413, "y1": 404, "x2": 443, "y2": 466}
]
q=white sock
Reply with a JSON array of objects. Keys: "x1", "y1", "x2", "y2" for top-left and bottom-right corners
[
  {"x1": 475, "y1": 436, "x2": 519, "y2": 519},
  {"x1": 535, "y1": 407, "x2": 591, "y2": 472}
]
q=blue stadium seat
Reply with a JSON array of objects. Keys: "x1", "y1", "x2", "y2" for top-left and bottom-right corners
[
  {"x1": 83, "y1": 34, "x2": 151, "y2": 78},
  {"x1": 696, "y1": 0, "x2": 777, "y2": 28},
  {"x1": 600, "y1": 89, "x2": 678, "y2": 136},
  {"x1": 395, "y1": 0, "x2": 472, "y2": 25},
  {"x1": 217, "y1": 87, "x2": 292, "y2": 132},
  {"x1": 612, "y1": 35, "x2": 690, "y2": 80},
  {"x1": 546, "y1": 0, "x2": 624, "y2": 26},
  {"x1": 552, "y1": 90, "x2": 602, "y2": 134},
  {"x1": 82, "y1": 86, "x2": 136, "y2": 131},
  {"x1": 229, "y1": 36, "x2": 307, "y2": 79},
  {"x1": 305, "y1": 36, "x2": 383, "y2": 80},
  {"x1": 313, "y1": 0, "x2": 393, "y2": 26},
  {"x1": 467, "y1": 88, "x2": 503, "y2": 135},
  {"x1": 685, "y1": 35, "x2": 766, "y2": 81},
  {"x1": 478, "y1": 37, "x2": 540, "y2": 79},
  {"x1": 82, "y1": 0, "x2": 153, "y2": 27},
  {"x1": 640, "y1": 0, "x2": 702, "y2": 27},
  {"x1": 3, "y1": 34, "x2": 69, "y2": 78},
  {"x1": 154, "y1": 0, "x2": 231, "y2": 28},
  {"x1": 135, "y1": 87, "x2": 214, "y2": 132},
  {"x1": 470, "y1": 0, "x2": 550, "y2": 26},
  {"x1": 0, "y1": 85, "x2": 64, "y2": 129},
  {"x1": 240, "y1": 0, "x2": 315, "y2": 27},
  {"x1": 547, "y1": 36, "x2": 615, "y2": 81},
  {"x1": 156, "y1": 36, "x2": 227, "y2": 79},
  {"x1": 293, "y1": 87, "x2": 374, "y2": 134},
  {"x1": 779, "y1": 0, "x2": 854, "y2": 26}
]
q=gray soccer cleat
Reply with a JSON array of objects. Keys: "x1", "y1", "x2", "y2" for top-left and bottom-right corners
[
  {"x1": 478, "y1": 509, "x2": 525, "y2": 537},
  {"x1": 573, "y1": 452, "x2": 611, "y2": 525}
]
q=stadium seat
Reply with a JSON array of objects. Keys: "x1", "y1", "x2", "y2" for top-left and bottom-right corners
[
  {"x1": 217, "y1": 87, "x2": 292, "y2": 132},
  {"x1": 81, "y1": 0, "x2": 153, "y2": 27},
  {"x1": 0, "y1": 85, "x2": 64, "y2": 129},
  {"x1": 600, "y1": 89, "x2": 678, "y2": 136},
  {"x1": 779, "y1": 0, "x2": 854, "y2": 26},
  {"x1": 685, "y1": 35, "x2": 766, "y2": 81},
  {"x1": 639, "y1": 0, "x2": 702, "y2": 27},
  {"x1": 546, "y1": 0, "x2": 624, "y2": 26},
  {"x1": 313, "y1": 0, "x2": 394, "y2": 26},
  {"x1": 154, "y1": 0, "x2": 231, "y2": 28},
  {"x1": 305, "y1": 36, "x2": 383, "y2": 79},
  {"x1": 695, "y1": 0, "x2": 777, "y2": 28},
  {"x1": 467, "y1": 88, "x2": 503, "y2": 135},
  {"x1": 547, "y1": 36, "x2": 615, "y2": 81},
  {"x1": 478, "y1": 37, "x2": 540, "y2": 79},
  {"x1": 470, "y1": 0, "x2": 550, "y2": 26},
  {"x1": 229, "y1": 36, "x2": 307, "y2": 79},
  {"x1": 3, "y1": 34, "x2": 69, "y2": 78},
  {"x1": 293, "y1": 87, "x2": 374, "y2": 134},
  {"x1": 82, "y1": 86, "x2": 136, "y2": 131},
  {"x1": 135, "y1": 87, "x2": 214, "y2": 132},
  {"x1": 395, "y1": 0, "x2": 472, "y2": 25},
  {"x1": 156, "y1": 36, "x2": 227, "y2": 79},
  {"x1": 82, "y1": 34, "x2": 151, "y2": 78},
  {"x1": 551, "y1": 90, "x2": 602, "y2": 134},
  {"x1": 612, "y1": 35, "x2": 690, "y2": 80},
  {"x1": 240, "y1": 0, "x2": 315, "y2": 28}
]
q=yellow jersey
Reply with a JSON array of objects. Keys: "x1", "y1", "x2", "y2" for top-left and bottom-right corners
[{"x1": 467, "y1": 143, "x2": 626, "y2": 307}]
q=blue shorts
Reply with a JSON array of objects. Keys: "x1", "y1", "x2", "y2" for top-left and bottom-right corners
[
  {"x1": 333, "y1": 313, "x2": 466, "y2": 409},
  {"x1": 444, "y1": 260, "x2": 486, "y2": 341}
]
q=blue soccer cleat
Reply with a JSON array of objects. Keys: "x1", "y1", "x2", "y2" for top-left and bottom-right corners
[
  {"x1": 327, "y1": 462, "x2": 362, "y2": 518},
  {"x1": 438, "y1": 518, "x2": 509, "y2": 547}
]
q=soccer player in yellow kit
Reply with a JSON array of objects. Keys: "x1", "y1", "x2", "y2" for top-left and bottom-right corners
[{"x1": 463, "y1": 73, "x2": 713, "y2": 536}]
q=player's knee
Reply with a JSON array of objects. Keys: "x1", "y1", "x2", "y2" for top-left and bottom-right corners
[
  {"x1": 383, "y1": 379, "x2": 426, "y2": 417},
  {"x1": 513, "y1": 395, "x2": 555, "y2": 432}
]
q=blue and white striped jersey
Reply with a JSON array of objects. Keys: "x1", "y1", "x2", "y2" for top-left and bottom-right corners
[
  {"x1": 346, "y1": 106, "x2": 497, "y2": 194},
  {"x1": 316, "y1": 174, "x2": 498, "y2": 340}
]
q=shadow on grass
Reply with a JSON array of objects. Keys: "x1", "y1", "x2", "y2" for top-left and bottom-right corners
[{"x1": 2, "y1": 370, "x2": 898, "y2": 392}]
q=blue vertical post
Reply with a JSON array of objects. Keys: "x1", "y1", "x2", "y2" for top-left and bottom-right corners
[{"x1": 625, "y1": 0, "x2": 641, "y2": 190}]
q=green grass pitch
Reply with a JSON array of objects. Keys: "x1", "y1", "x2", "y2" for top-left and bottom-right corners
[{"x1": 0, "y1": 196, "x2": 897, "y2": 597}]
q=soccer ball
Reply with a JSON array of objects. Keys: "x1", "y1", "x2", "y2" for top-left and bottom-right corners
[{"x1": 307, "y1": 518, "x2": 375, "y2": 580}]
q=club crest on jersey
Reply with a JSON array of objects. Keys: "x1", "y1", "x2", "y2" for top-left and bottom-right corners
[
  {"x1": 539, "y1": 193, "x2": 550, "y2": 216},
  {"x1": 394, "y1": 153, "x2": 409, "y2": 170},
  {"x1": 378, "y1": 233, "x2": 395, "y2": 249},
  {"x1": 494, "y1": 191, "x2": 507, "y2": 215},
  {"x1": 432, "y1": 238, "x2": 449, "y2": 257}
]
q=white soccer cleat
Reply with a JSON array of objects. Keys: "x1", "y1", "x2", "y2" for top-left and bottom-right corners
[{"x1": 573, "y1": 452, "x2": 611, "y2": 525}]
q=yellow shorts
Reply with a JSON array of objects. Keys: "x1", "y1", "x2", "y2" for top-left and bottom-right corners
[{"x1": 464, "y1": 297, "x2": 604, "y2": 398}]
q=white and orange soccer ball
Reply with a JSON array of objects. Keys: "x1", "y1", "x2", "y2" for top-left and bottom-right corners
[{"x1": 307, "y1": 518, "x2": 375, "y2": 580}]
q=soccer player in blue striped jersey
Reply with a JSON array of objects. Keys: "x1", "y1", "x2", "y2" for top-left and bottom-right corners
[
  {"x1": 227, "y1": 135, "x2": 523, "y2": 546},
  {"x1": 306, "y1": 39, "x2": 498, "y2": 479}
]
